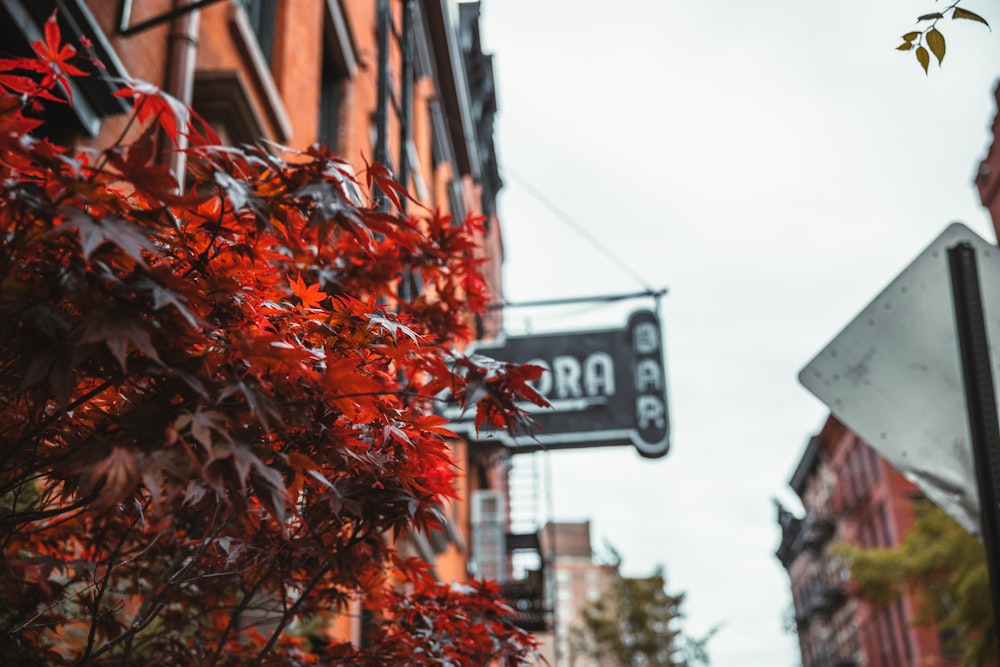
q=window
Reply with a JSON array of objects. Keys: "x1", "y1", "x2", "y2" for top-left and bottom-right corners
[
  {"x1": 240, "y1": 0, "x2": 277, "y2": 64},
  {"x1": 192, "y1": 71, "x2": 268, "y2": 146},
  {"x1": 877, "y1": 503, "x2": 892, "y2": 547},
  {"x1": 317, "y1": 0, "x2": 355, "y2": 150},
  {"x1": 868, "y1": 445, "x2": 881, "y2": 479},
  {"x1": 471, "y1": 490, "x2": 506, "y2": 582},
  {"x1": 224, "y1": 2, "x2": 292, "y2": 143},
  {"x1": 318, "y1": 56, "x2": 346, "y2": 149}
]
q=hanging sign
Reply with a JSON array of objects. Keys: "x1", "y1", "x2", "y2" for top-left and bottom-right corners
[{"x1": 444, "y1": 310, "x2": 671, "y2": 458}]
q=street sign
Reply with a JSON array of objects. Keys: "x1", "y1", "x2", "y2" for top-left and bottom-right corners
[
  {"x1": 799, "y1": 222, "x2": 1000, "y2": 536},
  {"x1": 445, "y1": 310, "x2": 671, "y2": 458}
]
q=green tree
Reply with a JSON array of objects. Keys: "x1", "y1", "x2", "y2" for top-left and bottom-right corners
[
  {"x1": 898, "y1": 3, "x2": 990, "y2": 73},
  {"x1": 570, "y1": 566, "x2": 713, "y2": 667},
  {"x1": 840, "y1": 499, "x2": 997, "y2": 666}
]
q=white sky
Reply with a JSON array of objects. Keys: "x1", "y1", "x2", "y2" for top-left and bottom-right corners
[{"x1": 479, "y1": 1, "x2": 1000, "y2": 665}]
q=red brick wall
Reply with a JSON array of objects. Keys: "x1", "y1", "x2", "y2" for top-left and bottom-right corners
[
  {"x1": 978, "y1": 84, "x2": 1000, "y2": 241},
  {"x1": 796, "y1": 416, "x2": 957, "y2": 667},
  {"x1": 63, "y1": 0, "x2": 502, "y2": 612}
]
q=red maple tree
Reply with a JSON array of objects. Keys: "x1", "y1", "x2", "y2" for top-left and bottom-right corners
[{"x1": 0, "y1": 15, "x2": 545, "y2": 666}]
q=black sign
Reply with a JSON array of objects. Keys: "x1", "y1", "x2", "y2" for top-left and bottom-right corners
[{"x1": 446, "y1": 310, "x2": 670, "y2": 458}]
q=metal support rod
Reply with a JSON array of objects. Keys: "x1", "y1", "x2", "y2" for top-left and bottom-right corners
[
  {"x1": 374, "y1": 0, "x2": 391, "y2": 180},
  {"x1": 488, "y1": 288, "x2": 668, "y2": 311},
  {"x1": 118, "y1": 0, "x2": 227, "y2": 36},
  {"x1": 947, "y1": 242, "x2": 1000, "y2": 641},
  {"x1": 398, "y1": 0, "x2": 414, "y2": 215}
]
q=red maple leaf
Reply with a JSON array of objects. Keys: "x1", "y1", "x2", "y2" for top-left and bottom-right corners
[
  {"x1": 31, "y1": 12, "x2": 87, "y2": 103},
  {"x1": 113, "y1": 79, "x2": 191, "y2": 145},
  {"x1": 363, "y1": 156, "x2": 411, "y2": 212},
  {"x1": 289, "y1": 274, "x2": 327, "y2": 309}
]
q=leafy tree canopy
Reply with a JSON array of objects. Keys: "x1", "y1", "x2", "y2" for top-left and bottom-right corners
[
  {"x1": 570, "y1": 564, "x2": 714, "y2": 667},
  {"x1": 839, "y1": 499, "x2": 997, "y2": 667},
  {"x1": 0, "y1": 13, "x2": 546, "y2": 666}
]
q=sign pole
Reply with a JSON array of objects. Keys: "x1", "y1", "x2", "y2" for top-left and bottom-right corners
[{"x1": 947, "y1": 242, "x2": 1000, "y2": 639}]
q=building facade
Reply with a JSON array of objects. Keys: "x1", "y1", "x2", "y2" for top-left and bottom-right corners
[
  {"x1": 977, "y1": 82, "x2": 1000, "y2": 238},
  {"x1": 1, "y1": 0, "x2": 503, "y2": 334},
  {"x1": 776, "y1": 415, "x2": 957, "y2": 667},
  {"x1": 2, "y1": 0, "x2": 520, "y2": 645}
]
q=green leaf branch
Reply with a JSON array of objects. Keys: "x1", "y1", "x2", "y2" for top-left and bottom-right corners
[{"x1": 898, "y1": 2, "x2": 990, "y2": 73}]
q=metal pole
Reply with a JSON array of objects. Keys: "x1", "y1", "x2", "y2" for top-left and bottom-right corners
[
  {"x1": 947, "y1": 242, "x2": 1000, "y2": 641},
  {"x1": 374, "y1": 0, "x2": 391, "y2": 183},
  {"x1": 397, "y1": 0, "x2": 414, "y2": 304},
  {"x1": 488, "y1": 288, "x2": 668, "y2": 311},
  {"x1": 364, "y1": 1, "x2": 390, "y2": 633},
  {"x1": 398, "y1": 0, "x2": 414, "y2": 215},
  {"x1": 119, "y1": 0, "x2": 227, "y2": 36}
]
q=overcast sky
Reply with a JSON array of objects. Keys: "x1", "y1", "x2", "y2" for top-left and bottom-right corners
[{"x1": 478, "y1": 1, "x2": 1000, "y2": 664}]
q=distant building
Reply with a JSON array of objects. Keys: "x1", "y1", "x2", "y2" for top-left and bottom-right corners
[
  {"x1": 776, "y1": 415, "x2": 957, "y2": 667},
  {"x1": 977, "y1": 82, "x2": 1000, "y2": 238},
  {"x1": 530, "y1": 521, "x2": 619, "y2": 667}
]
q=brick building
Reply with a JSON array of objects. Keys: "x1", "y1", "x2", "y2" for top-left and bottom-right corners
[
  {"x1": 977, "y1": 82, "x2": 1000, "y2": 237},
  {"x1": 1, "y1": 0, "x2": 524, "y2": 645},
  {"x1": 0, "y1": 0, "x2": 504, "y2": 332},
  {"x1": 776, "y1": 415, "x2": 957, "y2": 667}
]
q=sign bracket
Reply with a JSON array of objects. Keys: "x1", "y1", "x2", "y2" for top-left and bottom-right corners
[{"x1": 489, "y1": 288, "x2": 667, "y2": 311}]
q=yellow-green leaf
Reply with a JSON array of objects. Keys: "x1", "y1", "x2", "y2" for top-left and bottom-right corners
[
  {"x1": 902, "y1": 31, "x2": 920, "y2": 42},
  {"x1": 917, "y1": 12, "x2": 944, "y2": 21},
  {"x1": 953, "y1": 7, "x2": 990, "y2": 28},
  {"x1": 916, "y1": 46, "x2": 930, "y2": 73},
  {"x1": 897, "y1": 42, "x2": 913, "y2": 51},
  {"x1": 926, "y1": 28, "x2": 945, "y2": 64}
]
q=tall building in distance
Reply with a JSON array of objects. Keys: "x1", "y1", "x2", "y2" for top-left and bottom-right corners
[
  {"x1": 534, "y1": 521, "x2": 620, "y2": 667},
  {"x1": 776, "y1": 415, "x2": 957, "y2": 667}
]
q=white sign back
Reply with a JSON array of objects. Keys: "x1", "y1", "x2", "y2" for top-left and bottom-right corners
[{"x1": 799, "y1": 222, "x2": 1000, "y2": 536}]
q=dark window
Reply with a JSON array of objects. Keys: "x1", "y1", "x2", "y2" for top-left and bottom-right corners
[
  {"x1": 191, "y1": 71, "x2": 267, "y2": 146},
  {"x1": 879, "y1": 607, "x2": 901, "y2": 667},
  {"x1": 861, "y1": 518, "x2": 877, "y2": 549},
  {"x1": 448, "y1": 179, "x2": 466, "y2": 224},
  {"x1": 847, "y1": 445, "x2": 860, "y2": 501},
  {"x1": 894, "y1": 599, "x2": 914, "y2": 664},
  {"x1": 241, "y1": 0, "x2": 277, "y2": 63},
  {"x1": 318, "y1": 46, "x2": 347, "y2": 149},
  {"x1": 318, "y1": 1, "x2": 356, "y2": 151},
  {"x1": 856, "y1": 443, "x2": 870, "y2": 488},
  {"x1": 868, "y1": 445, "x2": 881, "y2": 480},
  {"x1": 877, "y1": 503, "x2": 892, "y2": 547}
]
